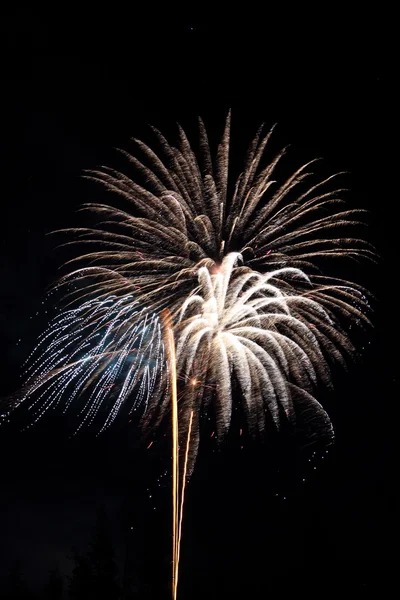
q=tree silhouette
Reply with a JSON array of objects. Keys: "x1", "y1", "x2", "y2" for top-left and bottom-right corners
[
  {"x1": 44, "y1": 565, "x2": 63, "y2": 600},
  {"x1": 68, "y1": 508, "x2": 119, "y2": 600},
  {"x1": 68, "y1": 549, "x2": 92, "y2": 600},
  {"x1": 3, "y1": 560, "x2": 33, "y2": 600},
  {"x1": 87, "y1": 509, "x2": 120, "y2": 600}
]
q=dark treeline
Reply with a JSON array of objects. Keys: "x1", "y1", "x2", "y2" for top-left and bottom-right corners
[{"x1": 0, "y1": 508, "x2": 147, "y2": 600}]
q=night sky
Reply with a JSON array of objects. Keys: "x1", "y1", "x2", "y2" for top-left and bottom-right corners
[{"x1": 1, "y1": 7, "x2": 397, "y2": 598}]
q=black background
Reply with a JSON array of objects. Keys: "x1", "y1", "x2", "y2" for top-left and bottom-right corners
[{"x1": 0, "y1": 6, "x2": 397, "y2": 598}]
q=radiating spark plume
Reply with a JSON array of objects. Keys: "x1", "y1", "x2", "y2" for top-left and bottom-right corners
[
  {"x1": 2, "y1": 110, "x2": 373, "y2": 495},
  {"x1": 174, "y1": 250, "x2": 365, "y2": 457}
]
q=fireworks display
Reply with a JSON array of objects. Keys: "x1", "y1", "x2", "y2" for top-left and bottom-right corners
[{"x1": 4, "y1": 112, "x2": 372, "y2": 466}]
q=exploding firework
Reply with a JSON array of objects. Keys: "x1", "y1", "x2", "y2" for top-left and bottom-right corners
[{"x1": 3, "y1": 112, "x2": 373, "y2": 462}]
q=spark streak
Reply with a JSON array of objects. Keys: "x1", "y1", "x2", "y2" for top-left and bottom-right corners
[
  {"x1": 176, "y1": 410, "x2": 193, "y2": 597},
  {"x1": 162, "y1": 309, "x2": 193, "y2": 600},
  {"x1": 161, "y1": 309, "x2": 179, "y2": 599}
]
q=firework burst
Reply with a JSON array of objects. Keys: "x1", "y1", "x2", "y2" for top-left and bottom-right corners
[{"x1": 3, "y1": 112, "x2": 373, "y2": 461}]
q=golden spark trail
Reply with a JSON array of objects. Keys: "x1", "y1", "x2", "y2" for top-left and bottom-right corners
[
  {"x1": 162, "y1": 309, "x2": 193, "y2": 599},
  {"x1": 161, "y1": 309, "x2": 179, "y2": 600},
  {"x1": 175, "y1": 410, "x2": 194, "y2": 596}
]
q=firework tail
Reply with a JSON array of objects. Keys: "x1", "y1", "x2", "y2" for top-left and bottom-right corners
[
  {"x1": 175, "y1": 410, "x2": 194, "y2": 595},
  {"x1": 161, "y1": 308, "x2": 194, "y2": 599},
  {"x1": 161, "y1": 309, "x2": 180, "y2": 600}
]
